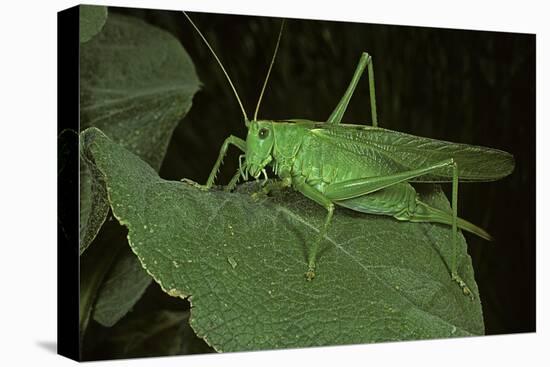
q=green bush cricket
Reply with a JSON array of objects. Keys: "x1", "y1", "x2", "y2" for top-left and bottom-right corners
[{"x1": 183, "y1": 12, "x2": 515, "y2": 298}]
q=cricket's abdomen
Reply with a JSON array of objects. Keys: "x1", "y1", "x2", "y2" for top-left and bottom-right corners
[{"x1": 334, "y1": 183, "x2": 418, "y2": 217}]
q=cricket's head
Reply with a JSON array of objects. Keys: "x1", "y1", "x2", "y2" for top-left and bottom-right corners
[
  {"x1": 183, "y1": 12, "x2": 285, "y2": 181},
  {"x1": 244, "y1": 120, "x2": 274, "y2": 179}
]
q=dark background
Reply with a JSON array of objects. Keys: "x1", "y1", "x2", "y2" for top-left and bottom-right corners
[{"x1": 113, "y1": 8, "x2": 535, "y2": 337}]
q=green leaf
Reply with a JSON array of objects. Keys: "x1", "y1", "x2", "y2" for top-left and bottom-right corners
[
  {"x1": 99, "y1": 310, "x2": 191, "y2": 359},
  {"x1": 80, "y1": 13, "x2": 200, "y2": 170},
  {"x1": 79, "y1": 225, "x2": 126, "y2": 341},
  {"x1": 79, "y1": 152, "x2": 110, "y2": 255},
  {"x1": 79, "y1": 13, "x2": 200, "y2": 341},
  {"x1": 79, "y1": 5, "x2": 108, "y2": 44},
  {"x1": 78, "y1": 13, "x2": 200, "y2": 254},
  {"x1": 82, "y1": 127, "x2": 484, "y2": 352},
  {"x1": 85, "y1": 283, "x2": 213, "y2": 359},
  {"x1": 93, "y1": 247, "x2": 153, "y2": 327}
]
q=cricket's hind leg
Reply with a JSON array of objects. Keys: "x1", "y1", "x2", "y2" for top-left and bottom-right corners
[
  {"x1": 398, "y1": 198, "x2": 492, "y2": 299},
  {"x1": 335, "y1": 183, "x2": 484, "y2": 299},
  {"x1": 325, "y1": 158, "x2": 478, "y2": 298},
  {"x1": 405, "y1": 200, "x2": 493, "y2": 241},
  {"x1": 327, "y1": 52, "x2": 378, "y2": 126}
]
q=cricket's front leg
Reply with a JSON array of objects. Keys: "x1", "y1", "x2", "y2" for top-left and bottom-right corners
[
  {"x1": 182, "y1": 135, "x2": 246, "y2": 191},
  {"x1": 293, "y1": 180, "x2": 335, "y2": 281}
]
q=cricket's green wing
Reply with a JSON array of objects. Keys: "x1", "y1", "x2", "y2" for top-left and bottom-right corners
[{"x1": 308, "y1": 122, "x2": 515, "y2": 182}]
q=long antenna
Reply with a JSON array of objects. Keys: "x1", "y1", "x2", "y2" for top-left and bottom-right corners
[
  {"x1": 253, "y1": 19, "x2": 285, "y2": 122},
  {"x1": 183, "y1": 11, "x2": 249, "y2": 123}
]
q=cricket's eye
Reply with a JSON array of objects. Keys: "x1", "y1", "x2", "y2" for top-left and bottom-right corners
[{"x1": 258, "y1": 128, "x2": 270, "y2": 139}]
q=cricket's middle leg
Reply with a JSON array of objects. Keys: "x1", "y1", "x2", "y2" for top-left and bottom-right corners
[{"x1": 293, "y1": 180, "x2": 335, "y2": 281}]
